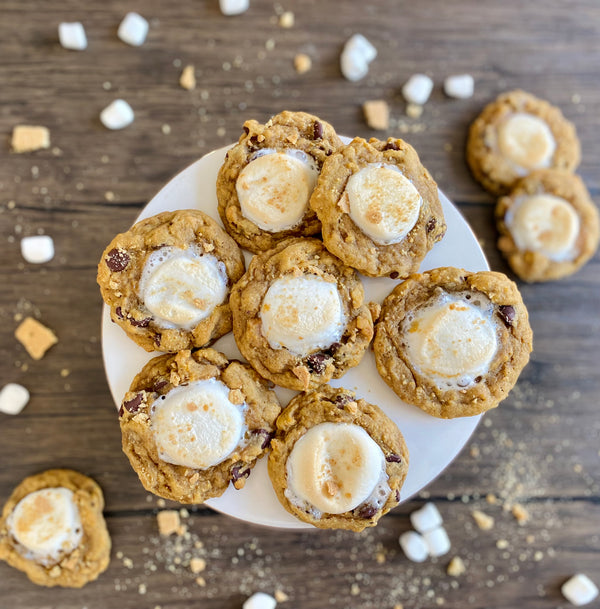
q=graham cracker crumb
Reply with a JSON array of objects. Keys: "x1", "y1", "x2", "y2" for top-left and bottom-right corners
[
  {"x1": 190, "y1": 557, "x2": 206, "y2": 574},
  {"x1": 447, "y1": 556, "x2": 466, "y2": 577},
  {"x1": 11, "y1": 125, "x2": 51, "y2": 153},
  {"x1": 406, "y1": 103, "x2": 423, "y2": 119},
  {"x1": 512, "y1": 503, "x2": 529, "y2": 524},
  {"x1": 157, "y1": 510, "x2": 181, "y2": 536},
  {"x1": 180, "y1": 65, "x2": 196, "y2": 90},
  {"x1": 472, "y1": 509, "x2": 495, "y2": 531},
  {"x1": 292, "y1": 365, "x2": 310, "y2": 390},
  {"x1": 60, "y1": 368, "x2": 70, "y2": 378},
  {"x1": 294, "y1": 53, "x2": 312, "y2": 74},
  {"x1": 486, "y1": 493, "x2": 497, "y2": 504},
  {"x1": 195, "y1": 576, "x2": 206, "y2": 586},
  {"x1": 274, "y1": 589, "x2": 289, "y2": 602},
  {"x1": 15, "y1": 316, "x2": 58, "y2": 360},
  {"x1": 279, "y1": 11, "x2": 294, "y2": 28},
  {"x1": 48, "y1": 565, "x2": 61, "y2": 578},
  {"x1": 496, "y1": 539, "x2": 509, "y2": 550},
  {"x1": 363, "y1": 100, "x2": 390, "y2": 130},
  {"x1": 350, "y1": 582, "x2": 360, "y2": 596},
  {"x1": 228, "y1": 389, "x2": 245, "y2": 405}
]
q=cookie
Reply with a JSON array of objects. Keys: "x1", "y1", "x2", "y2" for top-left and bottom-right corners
[
  {"x1": 466, "y1": 90, "x2": 580, "y2": 196},
  {"x1": 230, "y1": 237, "x2": 376, "y2": 391},
  {"x1": 309, "y1": 137, "x2": 446, "y2": 278},
  {"x1": 0, "y1": 469, "x2": 110, "y2": 588},
  {"x1": 216, "y1": 111, "x2": 342, "y2": 253},
  {"x1": 98, "y1": 209, "x2": 245, "y2": 353},
  {"x1": 268, "y1": 385, "x2": 408, "y2": 531},
  {"x1": 374, "y1": 267, "x2": 533, "y2": 418},
  {"x1": 119, "y1": 348, "x2": 281, "y2": 503},
  {"x1": 496, "y1": 170, "x2": 600, "y2": 282}
]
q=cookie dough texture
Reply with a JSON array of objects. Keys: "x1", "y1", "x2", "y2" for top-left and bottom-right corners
[
  {"x1": 467, "y1": 90, "x2": 580, "y2": 195},
  {"x1": 310, "y1": 137, "x2": 446, "y2": 277},
  {"x1": 230, "y1": 237, "x2": 376, "y2": 391},
  {"x1": 496, "y1": 170, "x2": 600, "y2": 282},
  {"x1": 374, "y1": 267, "x2": 533, "y2": 418},
  {"x1": 98, "y1": 209, "x2": 245, "y2": 352},
  {"x1": 268, "y1": 385, "x2": 409, "y2": 531},
  {"x1": 119, "y1": 349, "x2": 281, "y2": 503},
  {"x1": 0, "y1": 469, "x2": 110, "y2": 588},
  {"x1": 217, "y1": 111, "x2": 342, "y2": 253}
]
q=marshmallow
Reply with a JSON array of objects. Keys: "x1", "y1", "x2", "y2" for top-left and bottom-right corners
[
  {"x1": 286, "y1": 423, "x2": 386, "y2": 515},
  {"x1": 402, "y1": 74, "x2": 434, "y2": 106},
  {"x1": 506, "y1": 194, "x2": 579, "y2": 261},
  {"x1": 58, "y1": 22, "x2": 88, "y2": 51},
  {"x1": 340, "y1": 34, "x2": 377, "y2": 82},
  {"x1": 0, "y1": 383, "x2": 30, "y2": 415},
  {"x1": 138, "y1": 247, "x2": 227, "y2": 330},
  {"x1": 118, "y1": 12, "x2": 149, "y2": 47},
  {"x1": 20, "y1": 235, "x2": 54, "y2": 264},
  {"x1": 151, "y1": 379, "x2": 245, "y2": 469},
  {"x1": 399, "y1": 531, "x2": 429, "y2": 563},
  {"x1": 237, "y1": 149, "x2": 319, "y2": 232},
  {"x1": 100, "y1": 99, "x2": 135, "y2": 130},
  {"x1": 7, "y1": 488, "x2": 82, "y2": 565},
  {"x1": 444, "y1": 74, "x2": 474, "y2": 99},
  {"x1": 220, "y1": 0, "x2": 250, "y2": 16},
  {"x1": 498, "y1": 113, "x2": 556, "y2": 171},
  {"x1": 243, "y1": 592, "x2": 277, "y2": 609},
  {"x1": 260, "y1": 275, "x2": 345, "y2": 357},
  {"x1": 410, "y1": 502, "x2": 443, "y2": 533},
  {"x1": 423, "y1": 526, "x2": 451, "y2": 557},
  {"x1": 346, "y1": 163, "x2": 422, "y2": 244},
  {"x1": 562, "y1": 574, "x2": 599, "y2": 607}
]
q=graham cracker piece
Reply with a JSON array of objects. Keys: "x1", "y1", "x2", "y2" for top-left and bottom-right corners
[{"x1": 15, "y1": 316, "x2": 58, "y2": 360}]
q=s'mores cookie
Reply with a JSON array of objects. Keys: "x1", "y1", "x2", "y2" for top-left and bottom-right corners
[
  {"x1": 374, "y1": 267, "x2": 533, "y2": 418},
  {"x1": 0, "y1": 469, "x2": 110, "y2": 588},
  {"x1": 310, "y1": 137, "x2": 446, "y2": 278},
  {"x1": 217, "y1": 111, "x2": 342, "y2": 253},
  {"x1": 496, "y1": 170, "x2": 599, "y2": 282},
  {"x1": 268, "y1": 386, "x2": 408, "y2": 531},
  {"x1": 467, "y1": 90, "x2": 580, "y2": 195},
  {"x1": 98, "y1": 209, "x2": 245, "y2": 352}
]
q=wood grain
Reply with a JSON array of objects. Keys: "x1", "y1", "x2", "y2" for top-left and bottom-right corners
[{"x1": 1, "y1": 1, "x2": 599, "y2": 608}]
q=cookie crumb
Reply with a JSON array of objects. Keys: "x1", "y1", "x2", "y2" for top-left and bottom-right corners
[
  {"x1": 294, "y1": 53, "x2": 312, "y2": 74},
  {"x1": 472, "y1": 509, "x2": 494, "y2": 531},
  {"x1": 363, "y1": 100, "x2": 389, "y2": 130},
  {"x1": 15, "y1": 316, "x2": 58, "y2": 360},
  {"x1": 190, "y1": 557, "x2": 206, "y2": 573},
  {"x1": 180, "y1": 65, "x2": 196, "y2": 90},
  {"x1": 274, "y1": 589, "x2": 289, "y2": 602},
  {"x1": 157, "y1": 510, "x2": 181, "y2": 536},
  {"x1": 447, "y1": 556, "x2": 466, "y2": 577},
  {"x1": 511, "y1": 503, "x2": 529, "y2": 525},
  {"x1": 279, "y1": 11, "x2": 294, "y2": 28},
  {"x1": 11, "y1": 125, "x2": 51, "y2": 153}
]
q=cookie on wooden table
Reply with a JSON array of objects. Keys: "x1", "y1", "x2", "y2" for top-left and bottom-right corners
[
  {"x1": 0, "y1": 469, "x2": 110, "y2": 588},
  {"x1": 374, "y1": 267, "x2": 533, "y2": 418},
  {"x1": 496, "y1": 169, "x2": 600, "y2": 282},
  {"x1": 119, "y1": 349, "x2": 281, "y2": 503},
  {"x1": 230, "y1": 237, "x2": 376, "y2": 391},
  {"x1": 217, "y1": 111, "x2": 342, "y2": 253},
  {"x1": 467, "y1": 90, "x2": 580, "y2": 195},
  {"x1": 310, "y1": 136, "x2": 446, "y2": 278},
  {"x1": 268, "y1": 385, "x2": 409, "y2": 531},
  {"x1": 98, "y1": 209, "x2": 245, "y2": 352}
]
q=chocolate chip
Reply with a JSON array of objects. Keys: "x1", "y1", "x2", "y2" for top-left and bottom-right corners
[
  {"x1": 153, "y1": 379, "x2": 168, "y2": 393},
  {"x1": 325, "y1": 149, "x2": 333, "y2": 156},
  {"x1": 153, "y1": 333, "x2": 162, "y2": 347},
  {"x1": 122, "y1": 392, "x2": 144, "y2": 413},
  {"x1": 313, "y1": 120, "x2": 323, "y2": 140},
  {"x1": 389, "y1": 271, "x2": 399, "y2": 280},
  {"x1": 474, "y1": 376, "x2": 482, "y2": 383},
  {"x1": 130, "y1": 316, "x2": 151, "y2": 328},
  {"x1": 118, "y1": 404, "x2": 124, "y2": 417},
  {"x1": 115, "y1": 306, "x2": 124, "y2": 320},
  {"x1": 395, "y1": 489, "x2": 401, "y2": 502},
  {"x1": 498, "y1": 305, "x2": 516, "y2": 327},
  {"x1": 306, "y1": 353, "x2": 330, "y2": 375},
  {"x1": 324, "y1": 342, "x2": 341, "y2": 356},
  {"x1": 231, "y1": 465, "x2": 251, "y2": 482},
  {"x1": 334, "y1": 393, "x2": 353, "y2": 407},
  {"x1": 386, "y1": 453, "x2": 402, "y2": 463},
  {"x1": 243, "y1": 125, "x2": 250, "y2": 135},
  {"x1": 357, "y1": 504, "x2": 378, "y2": 519},
  {"x1": 105, "y1": 248, "x2": 129, "y2": 272},
  {"x1": 426, "y1": 218, "x2": 436, "y2": 233},
  {"x1": 383, "y1": 141, "x2": 400, "y2": 151},
  {"x1": 252, "y1": 428, "x2": 275, "y2": 450}
]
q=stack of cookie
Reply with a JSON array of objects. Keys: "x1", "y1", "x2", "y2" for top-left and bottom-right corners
[{"x1": 97, "y1": 110, "x2": 534, "y2": 531}]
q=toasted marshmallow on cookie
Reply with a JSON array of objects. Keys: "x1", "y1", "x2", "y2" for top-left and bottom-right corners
[
  {"x1": 151, "y1": 379, "x2": 246, "y2": 470},
  {"x1": 260, "y1": 275, "x2": 346, "y2": 357},
  {"x1": 236, "y1": 149, "x2": 320, "y2": 232},
  {"x1": 6, "y1": 488, "x2": 83, "y2": 566},
  {"x1": 285, "y1": 422, "x2": 389, "y2": 515},
  {"x1": 345, "y1": 163, "x2": 422, "y2": 245},
  {"x1": 138, "y1": 246, "x2": 228, "y2": 330},
  {"x1": 404, "y1": 292, "x2": 499, "y2": 390}
]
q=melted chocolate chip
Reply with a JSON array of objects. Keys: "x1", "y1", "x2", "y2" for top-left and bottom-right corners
[
  {"x1": 474, "y1": 376, "x2": 482, "y2": 383},
  {"x1": 325, "y1": 342, "x2": 341, "y2": 356},
  {"x1": 130, "y1": 317, "x2": 152, "y2": 328},
  {"x1": 122, "y1": 392, "x2": 143, "y2": 413},
  {"x1": 334, "y1": 393, "x2": 354, "y2": 407},
  {"x1": 426, "y1": 218, "x2": 436, "y2": 234},
  {"x1": 389, "y1": 271, "x2": 400, "y2": 280},
  {"x1": 498, "y1": 305, "x2": 516, "y2": 327},
  {"x1": 153, "y1": 333, "x2": 162, "y2": 347},
  {"x1": 383, "y1": 141, "x2": 400, "y2": 151},
  {"x1": 105, "y1": 248, "x2": 130, "y2": 272},
  {"x1": 306, "y1": 353, "x2": 330, "y2": 375},
  {"x1": 395, "y1": 489, "x2": 401, "y2": 502},
  {"x1": 153, "y1": 379, "x2": 168, "y2": 393},
  {"x1": 243, "y1": 125, "x2": 250, "y2": 135},
  {"x1": 252, "y1": 428, "x2": 275, "y2": 450},
  {"x1": 115, "y1": 306, "x2": 124, "y2": 320},
  {"x1": 313, "y1": 120, "x2": 323, "y2": 140},
  {"x1": 357, "y1": 504, "x2": 378, "y2": 519},
  {"x1": 118, "y1": 404, "x2": 124, "y2": 417},
  {"x1": 231, "y1": 465, "x2": 251, "y2": 482},
  {"x1": 386, "y1": 453, "x2": 402, "y2": 463}
]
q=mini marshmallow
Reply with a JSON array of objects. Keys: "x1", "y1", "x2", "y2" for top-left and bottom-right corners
[
  {"x1": 58, "y1": 22, "x2": 87, "y2": 51},
  {"x1": 341, "y1": 34, "x2": 377, "y2": 82},
  {"x1": 562, "y1": 574, "x2": 599, "y2": 606},
  {"x1": 399, "y1": 531, "x2": 429, "y2": 563},
  {"x1": 118, "y1": 12, "x2": 149, "y2": 47},
  {"x1": 0, "y1": 383, "x2": 30, "y2": 416},
  {"x1": 345, "y1": 34, "x2": 377, "y2": 63},
  {"x1": 243, "y1": 592, "x2": 277, "y2": 609},
  {"x1": 410, "y1": 502, "x2": 443, "y2": 533},
  {"x1": 100, "y1": 99, "x2": 134, "y2": 130},
  {"x1": 423, "y1": 526, "x2": 451, "y2": 557},
  {"x1": 444, "y1": 74, "x2": 474, "y2": 99},
  {"x1": 402, "y1": 74, "x2": 434, "y2": 106},
  {"x1": 220, "y1": 0, "x2": 250, "y2": 16},
  {"x1": 20, "y1": 235, "x2": 54, "y2": 264}
]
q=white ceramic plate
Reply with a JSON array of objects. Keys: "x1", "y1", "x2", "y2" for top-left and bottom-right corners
[{"x1": 101, "y1": 142, "x2": 489, "y2": 529}]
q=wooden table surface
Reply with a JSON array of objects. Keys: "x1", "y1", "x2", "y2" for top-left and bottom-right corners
[{"x1": 1, "y1": 1, "x2": 599, "y2": 608}]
